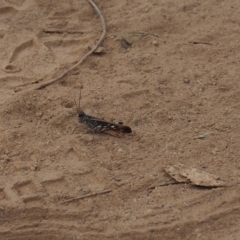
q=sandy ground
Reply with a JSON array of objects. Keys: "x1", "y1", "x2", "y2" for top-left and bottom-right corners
[{"x1": 0, "y1": 0, "x2": 240, "y2": 239}]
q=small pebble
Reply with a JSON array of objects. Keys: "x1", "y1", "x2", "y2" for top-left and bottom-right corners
[
  {"x1": 211, "y1": 148, "x2": 218, "y2": 156},
  {"x1": 30, "y1": 166, "x2": 37, "y2": 171},
  {"x1": 152, "y1": 40, "x2": 158, "y2": 46},
  {"x1": 121, "y1": 37, "x2": 132, "y2": 49},
  {"x1": 131, "y1": 216, "x2": 137, "y2": 222},
  {"x1": 184, "y1": 78, "x2": 190, "y2": 84},
  {"x1": 36, "y1": 112, "x2": 43, "y2": 117}
]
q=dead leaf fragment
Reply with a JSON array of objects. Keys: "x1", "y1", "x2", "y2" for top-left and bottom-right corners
[
  {"x1": 193, "y1": 132, "x2": 209, "y2": 139},
  {"x1": 94, "y1": 46, "x2": 105, "y2": 54}
]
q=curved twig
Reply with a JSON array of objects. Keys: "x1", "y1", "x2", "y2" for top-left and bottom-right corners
[{"x1": 35, "y1": 0, "x2": 106, "y2": 90}]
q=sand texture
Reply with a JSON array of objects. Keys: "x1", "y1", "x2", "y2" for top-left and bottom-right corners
[{"x1": 0, "y1": 0, "x2": 240, "y2": 239}]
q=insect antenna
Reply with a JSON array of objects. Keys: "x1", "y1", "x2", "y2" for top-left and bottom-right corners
[
  {"x1": 73, "y1": 86, "x2": 83, "y2": 114},
  {"x1": 78, "y1": 86, "x2": 82, "y2": 112},
  {"x1": 72, "y1": 86, "x2": 83, "y2": 134}
]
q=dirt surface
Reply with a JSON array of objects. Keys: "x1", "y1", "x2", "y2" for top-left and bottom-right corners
[{"x1": 0, "y1": 0, "x2": 240, "y2": 239}]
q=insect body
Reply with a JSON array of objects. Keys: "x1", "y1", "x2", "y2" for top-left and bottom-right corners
[
  {"x1": 74, "y1": 88, "x2": 132, "y2": 136},
  {"x1": 78, "y1": 110, "x2": 132, "y2": 135}
]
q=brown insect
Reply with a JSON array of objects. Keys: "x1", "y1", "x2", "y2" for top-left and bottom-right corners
[{"x1": 74, "y1": 88, "x2": 132, "y2": 137}]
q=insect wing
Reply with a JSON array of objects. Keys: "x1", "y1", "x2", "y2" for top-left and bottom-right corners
[{"x1": 90, "y1": 118, "x2": 131, "y2": 133}]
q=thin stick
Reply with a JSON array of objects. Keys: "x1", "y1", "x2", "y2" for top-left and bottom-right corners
[
  {"x1": 197, "y1": 80, "x2": 204, "y2": 88},
  {"x1": 62, "y1": 189, "x2": 112, "y2": 204},
  {"x1": 189, "y1": 41, "x2": 212, "y2": 45},
  {"x1": 14, "y1": 78, "x2": 43, "y2": 92},
  {"x1": 35, "y1": 0, "x2": 106, "y2": 90},
  {"x1": 43, "y1": 29, "x2": 86, "y2": 34},
  {"x1": 78, "y1": 87, "x2": 82, "y2": 111},
  {"x1": 148, "y1": 180, "x2": 179, "y2": 189}
]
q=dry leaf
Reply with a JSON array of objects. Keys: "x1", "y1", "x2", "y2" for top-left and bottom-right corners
[{"x1": 165, "y1": 163, "x2": 226, "y2": 187}]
